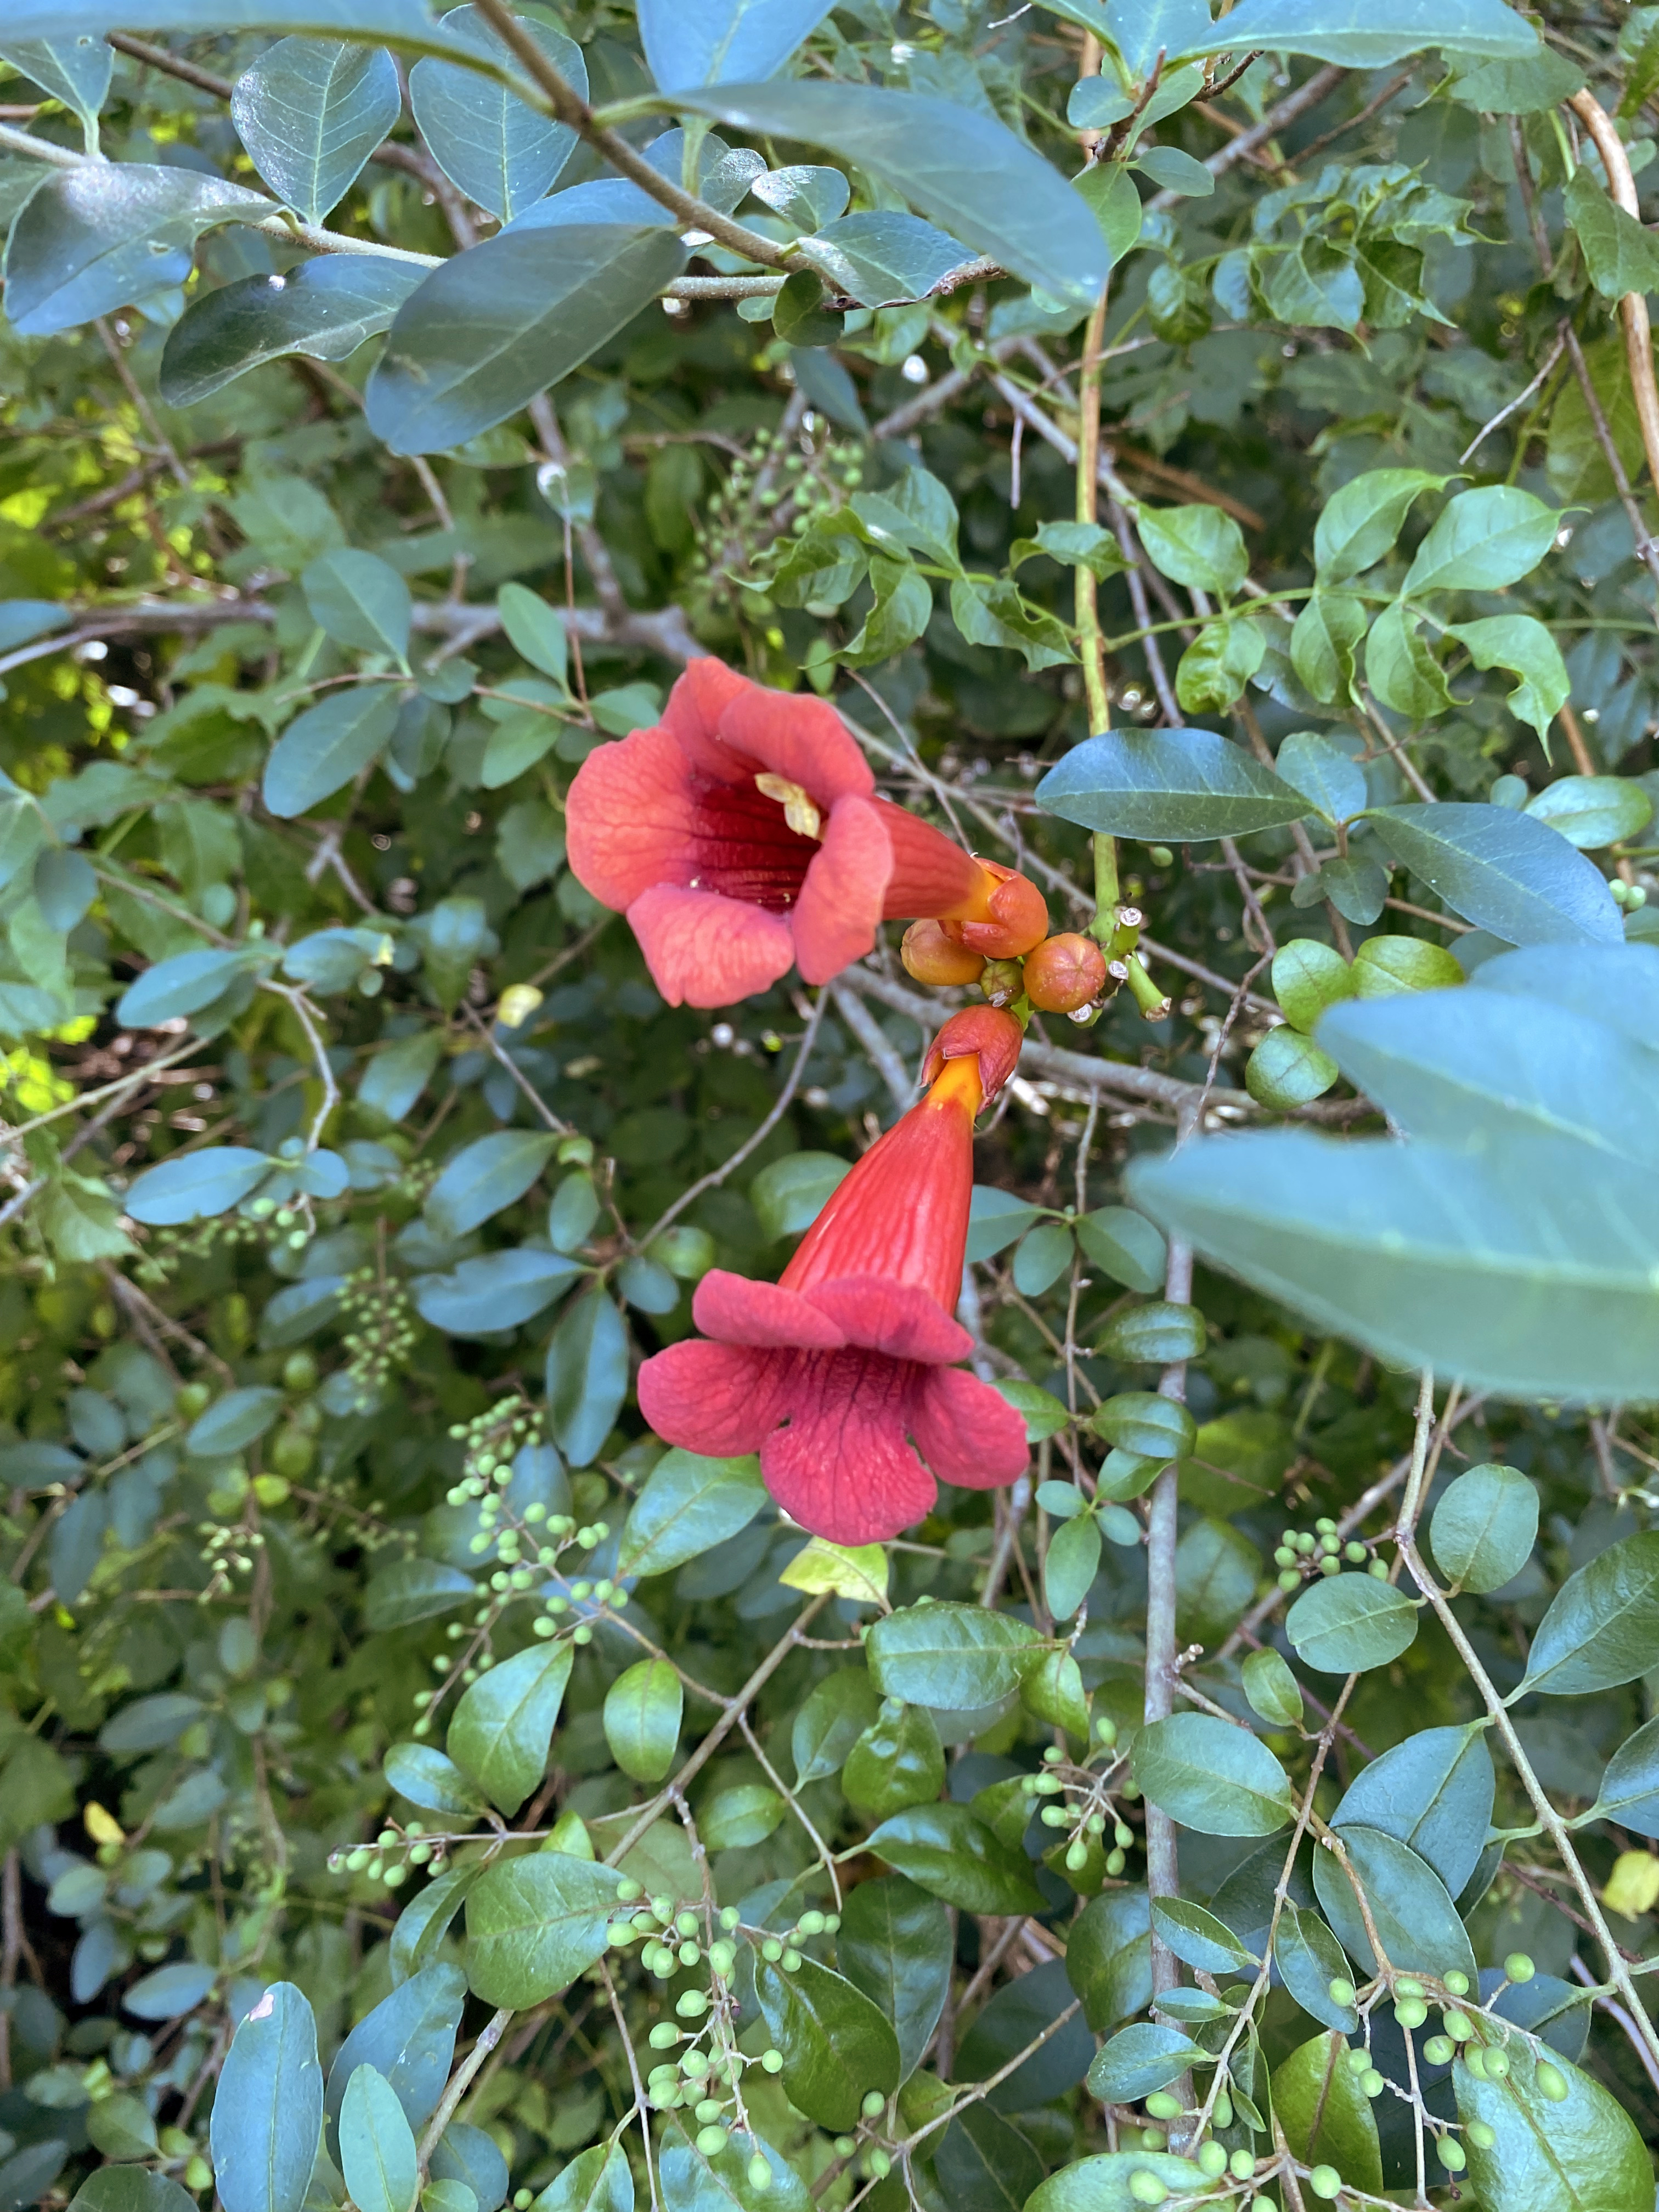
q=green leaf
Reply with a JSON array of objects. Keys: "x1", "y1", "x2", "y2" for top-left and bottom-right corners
[
  {"x1": 1065, "y1": 1889, "x2": 1152, "y2": 2033},
  {"x1": 359, "y1": 1031, "x2": 444, "y2": 1122},
  {"x1": 1363, "y1": 804, "x2": 1623, "y2": 944},
  {"x1": 1520, "y1": 1532, "x2": 1659, "y2": 1697},
  {"x1": 1086, "y1": 2022, "x2": 1206, "y2": 2101},
  {"x1": 1564, "y1": 167, "x2": 1659, "y2": 300},
  {"x1": 3, "y1": 164, "x2": 275, "y2": 336},
  {"x1": 545, "y1": 1289, "x2": 629, "y2": 1467},
  {"x1": 211, "y1": 1983, "x2": 324, "y2": 2212},
  {"x1": 749, "y1": 1152, "x2": 851, "y2": 1240},
  {"x1": 1090, "y1": 1392, "x2": 1195, "y2": 1462},
  {"x1": 1272, "y1": 940, "x2": 1354, "y2": 1034},
  {"x1": 447, "y1": 1638, "x2": 574, "y2": 1814},
  {"x1": 1171, "y1": 0, "x2": 1537, "y2": 65},
  {"x1": 1274, "y1": 732, "x2": 1368, "y2": 827},
  {"x1": 529, "y1": 2141, "x2": 634, "y2": 2212},
  {"x1": 409, "y1": 6, "x2": 584, "y2": 222},
  {"x1": 1273, "y1": 1903, "x2": 1358, "y2": 2033},
  {"x1": 1453, "y1": 2043, "x2": 1652, "y2": 2212},
  {"x1": 617, "y1": 1448, "x2": 766, "y2": 1578},
  {"x1": 1043, "y1": 1513, "x2": 1102, "y2": 1622},
  {"x1": 464, "y1": 1853, "x2": 628, "y2": 2008},
  {"x1": 1173, "y1": 1517, "x2": 1260, "y2": 1642},
  {"x1": 384, "y1": 1741, "x2": 487, "y2": 1818},
  {"x1": 1451, "y1": 45, "x2": 1583, "y2": 110},
  {"x1": 1402, "y1": 485, "x2": 1559, "y2": 597},
  {"x1": 365, "y1": 222, "x2": 690, "y2": 455},
  {"x1": 1589, "y1": 1716, "x2": 1659, "y2": 1838},
  {"x1": 1272, "y1": 2032, "x2": 1383, "y2": 2195},
  {"x1": 70, "y1": 2174, "x2": 193, "y2": 2212},
  {"x1": 1364, "y1": 602, "x2": 1454, "y2": 719},
  {"x1": 187, "y1": 1385, "x2": 284, "y2": 1456},
  {"x1": 657, "y1": 2124, "x2": 810, "y2": 2212},
  {"x1": 1526, "y1": 775, "x2": 1654, "y2": 850},
  {"x1": 118, "y1": 947, "x2": 262, "y2": 1028},
  {"x1": 966, "y1": 1186, "x2": 1044, "y2": 1261},
  {"x1": 1285, "y1": 1572, "x2": 1419, "y2": 1673},
  {"x1": 1074, "y1": 1206, "x2": 1167, "y2": 1290},
  {"x1": 792, "y1": 1669, "x2": 879, "y2": 1787},
  {"x1": 1349, "y1": 935, "x2": 1465, "y2": 996},
  {"x1": 1289, "y1": 589, "x2": 1366, "y2": 703},
  {"x1": 1036, "y1": 728, "x2": 1308, "y2": 842},
  {"x1": 339, "y1": 2066, "x2": 417, "y2": 2212},
  {"x1": 802, "y1": 212, "x2": 969, "y2": 309},
  {"x1": 160, "y1": 256, "x2": 427, "y2": 405},
  {"x1": 263, "y1": 686, "x2": 403, "y2": 817},
  {"x1": 995, "y1": 1379, "x2": 1071, "y2": 1443},
  {"x1": 1311, "y1": 1824, "x2": 1477, "y2": 1984},
  {"x1": 496, "y1": 583, "x2": 568, "y2": 685},
  {"x1": 834, "y1": 1875, "x2": 950, "y2": 2082},
  {"x1": 754, "y1": 1956, "x2": 901, "y2": 2131},
  {"x1": 411, "y1": 1249, "x2": 584, "y2": 1336},
  {"x1": 1128, "y1": 1125, "x2": 1659, "y2": 1403},
  {"x1": 426, "y1": 1130, "x2": 558, "y2": 1239},
  {"x1": 1245, "y1": 1027, "x2": 1340, "y2": 1109},
  {"x1": 864, "y1": 1602, "x2": 1044, "y2": 1708},
  {"x1": 669, "y1": 82, "x2": 1109, "y2": 304},
  {"x1": 1130, "y1": 1712, "x2": 1294, "y2": 1836},
  {"x1": 230, "y1": 38, "x2": 402, "y2": 222},
  {"x1": 1242, "y1": 1646, "x2": 1304, "y2": 1729},
  {"x1": 1173, "y1": 618, "x2": 1265, "y2": 714},
  {"x1": 303, "y1": 549, "x2": 411, "y2": 659},
  {"x1": 1329, "y1": 1724, "x2": 1494, "y2": 1900},
  {"x1": 324, "y1": 1963, "x2": 467, "y2": 2137},
  {"x1": 1430, "y1": 1466, "x2": 1538, "y2": 1594},
  {"x1": 1149, "y1": 1898, "x2": 1256, "y2": 1975},
  {"x1": 1448, "y1": 615, "x2": 1569, "y2": 743},
  {"x1": 390, "y1": 1866, "x2": 478, "y2": 1987},
  {"x1": 862, "y1": 1804, "x2": 1045, "y2": 1914},
  {"x1": 1011, "y1": 1220, "x2": 1075, "y2": 1295},
  {"x1": 0, "y1": 35, "x2": 111, "y2": 150},
  {"x1": 640, "y1": 0, "x2": 833, "y2": 89},
  {"x1": 1133, "y1": 504, "x2": 1248, "y2": 596},
  {"x1": 701, "y1": 1783, "x2": 783, "y2": 1848},
  {"x1": 1313, "y1": 467, "x2": 1448, "y2": 582},
  {"x1": 3, "y1": 0, "x2": 534, "y2": 64},
  {"x1": 124, "y1": 1147, "x2": 272, "y2": 1226},
  {"x1": 1025, "y1": 2156, "x2": 1212, "y2": 2212},
  {"x1": 842, "y1": 1700, "x2": 944, "y2": 1818},
  {"x1": 602, "y1": 1657, "x2": 682, "y2": 1784}
]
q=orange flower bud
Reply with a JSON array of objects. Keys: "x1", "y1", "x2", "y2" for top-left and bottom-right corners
[
  {"x1": 921, "y1": 1005, "x2": 1025, "y2": 1103},
  {"x1": 938, "y1": 861, "x2": 1049, "y2": 960},
  {"x1": 1022, "y1": 933, "x2": 1108, "y2": 1014},
  {"x1": 901, "y1": 919, "x2": 986, "y2": 987}
]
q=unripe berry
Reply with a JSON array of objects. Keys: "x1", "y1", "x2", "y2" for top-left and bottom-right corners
[
  {"x1": 1228, "y1": 2150, "x2": 1255, "y2": 2180},
  {"x1": 1504, "y1": 1951, "x2": 1535, "y2": 1983},
  {"x1": 1144, "y1": 2093, "x2": 1182, "y2": 2121},
  {"x1": 1423, "y1": 2036, "x2": 1454, "y2": 2067},
  {"x1": 901, "y1": 920, "x2": 985, "y2": 987},
  {"x1": 1361, "y1": 2070, "x2": 1384, "y2": 2098},
  {"x1": 1467, "y1": 2121, "x2": 1497, "y2": 2150},
  {"x1": 1126, "y1": 2174, "x2": 1166, "y2": 2207},
  {"x1": 1023, "y1": 933, "x2": 1108, "y2": 1013},
  {"x1": 861, "y1": 2090, "x2": 886, "y2": 2119},
  {"x1": 1196, "y1": 2142, "x2": 1227, "y2": 2179},
  {"x1": 1307, "y1": 2168, "x2": 1341, "y2": 2200},
  {"x1": 1436, "y1": 2137, "x2": 1466, "y2": 2171},
  {"x1": 748, "y1": 2157, "x2": 772, "y2": 2192}
]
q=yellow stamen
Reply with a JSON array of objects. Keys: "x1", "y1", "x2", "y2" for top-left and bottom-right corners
[{"x1": 755, "y1": 772, "x2": 822, "y2": 839}]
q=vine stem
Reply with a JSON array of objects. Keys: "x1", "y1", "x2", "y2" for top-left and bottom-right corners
[
  {"x1": 415, "y1": 2006, "x2": 511, "y2": 2176},
  {"x1": 1567, "y1": 91, "x2": 1659, "y2": 503},
  {"x1": 1143, "y1": 1098, "x2": 1199, "y2": 2136},
  {"x1": 1391, "y1": 1379, "x2": 1659, "y2": 2073}
]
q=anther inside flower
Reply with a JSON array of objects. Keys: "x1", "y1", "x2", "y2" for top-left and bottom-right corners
[
  {"x1": 637, "y1": 1008, "x2": 1029, "y2": 1543},
  {"x1": 565, "y1": 658, "x2": 1024, "y2": 1008}
]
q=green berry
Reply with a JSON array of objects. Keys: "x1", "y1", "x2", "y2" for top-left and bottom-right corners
[
  {"x1": 1228, "y1": 2150, "x2": 1255, "y2": 2180},
  {"x1": 1443, "y1": 1970, "x2": 1470, "y2": 1996},
  {"x1": 761, "y1": 2049, "x2": 783, "y2": 2074},
  {"x1": 1423, "y1": 2036, "x2": 1454, "y2": 2067},
  {"x1": 1504, "y1": 1951, "x2": 1536, "y2": 1984},
  {"x1": 1361, "y1": 2070, "x2": 1384, "y2": 2098},
  {"x1": 1307, "y1": 2167, "x2": 1341, "y2": 2201},
  {"x1": 747, "y1": 2157, "x2": 772, "y2": 2192},
  {"x1": 1196, "y1": 2142, "x2": 1227, "y2": 2179},
  {"x1": 1468, "y1": 2121, "x2": 1497, "y2": 2149},
  {"x1": 1394, "y1": 1996, "x2": 1428, "y2": 2031},
  {"x1": 1328, "y1": 1978, "x2": 1356, "y2": 2008},
  {"x1": 1536, "y1": 2060, "x2": 1568, "y2": 2100},
  {"x1": 861, "y1": 2090, "x2": 886, "y2": 2118},
  {"x1": 1436, "y1": 2137, "x2": 1466, "y2": 2172},
  {"x1": 1144, "y1": 2092, "x2": 1182, "y2": 2120},
  {"x1": 696, "y1": 2125, "x2": 727, "y2": 2157},
  {"x1": 1126, "y1": 2176, "x2": 1166, "y2": 2208}
]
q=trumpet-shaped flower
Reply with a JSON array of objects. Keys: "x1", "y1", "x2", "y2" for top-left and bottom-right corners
[
  {"x1": 567, "y1": 658, "x2": 1040, "y2": 1007},
  {"x1": 636, "y1": 1009, "x2": 1029, "y2": 1543}
]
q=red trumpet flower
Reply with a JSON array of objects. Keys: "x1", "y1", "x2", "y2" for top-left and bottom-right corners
[
  {"x1": 636, "y1": 1009, "x2": 1029, "y2": 1544},
  {"x1": 566, "y1": 659, "x2": 1039, "y2": 1007}
]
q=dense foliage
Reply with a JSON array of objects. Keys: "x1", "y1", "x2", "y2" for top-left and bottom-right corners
[{"x1": 4, "y1": 1, "x2": 1659, "y2": 2209}]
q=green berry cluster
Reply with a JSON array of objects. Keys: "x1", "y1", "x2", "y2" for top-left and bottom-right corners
[
  {"x1": 326, "y1": 1818, "x2": 447, "y2": 1888},
  {"x1": 338, "y1": 1265, "x2": 416, "y2": 1394},
  {"x1": 1020, "y1": 1720, "x2": 1134, "y2": 1877},
  {"x1": 1272, "y1": 1516, "x2": 1389, "y2": 1592},
  {"x1": 687, "y1": 430, "x2": 865, "y2": 621}
]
